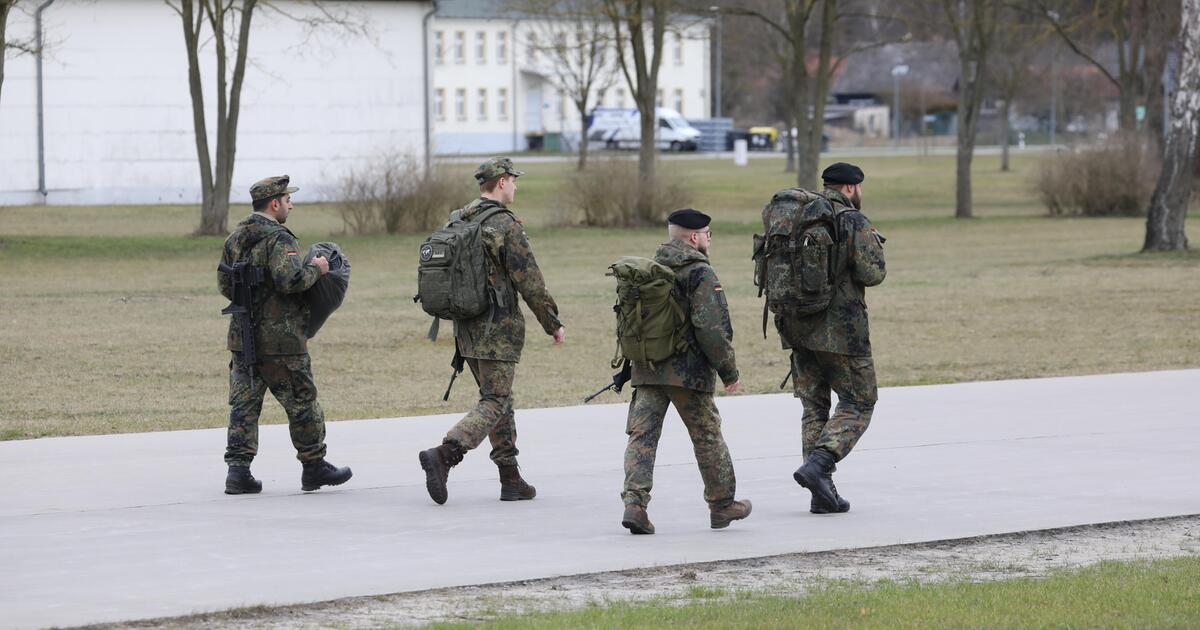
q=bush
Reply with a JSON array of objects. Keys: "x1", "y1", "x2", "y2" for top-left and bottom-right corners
[
  {"x1": 557, "y1": 158, "x2": 692, "y2": 227},
  {"x1": 1036, "y1": 133, "x2": 1160, "y2": 217},
  {"x1": 337, "y1": 154, "x2": 470, "y2": 234}
]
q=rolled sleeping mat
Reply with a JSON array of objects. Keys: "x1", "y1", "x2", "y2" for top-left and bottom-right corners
[{"x1": 303, "y1": 242, "x2": 350, "y2": 338}]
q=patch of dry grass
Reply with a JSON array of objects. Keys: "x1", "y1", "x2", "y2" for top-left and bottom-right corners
[{"x1": 1, "y1": 153, "x2": 1197, "y2": 440}]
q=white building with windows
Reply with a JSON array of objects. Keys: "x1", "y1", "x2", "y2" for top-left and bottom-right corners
[
  {"x1": 0, "y1": 0, "x2": 431, "y2": 205},
  {"x1": 431, "y1": 0, "x2": 713, "y2": 155}
]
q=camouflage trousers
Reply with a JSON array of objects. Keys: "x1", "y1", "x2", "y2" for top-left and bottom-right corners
[
  {"x1": 226, "y1": 353, "x2": 327, "y2": 467},
  {"x1": 790, "y1": 348, "x2": 877, "y2": 462},
  {"x1": 622, "y1": 385, "x2": 736, "y2": 509},
  {"x1": 444, "y1": 358, "x2": 519, "y2": 467}
]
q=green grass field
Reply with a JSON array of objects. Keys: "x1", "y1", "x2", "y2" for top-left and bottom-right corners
[
  {"x1": 425, "y1": 556, "x2": 1200, "y2": 629},
  {"x1": 1, "y1": 153, "x2": 1197, "y2": 439}
]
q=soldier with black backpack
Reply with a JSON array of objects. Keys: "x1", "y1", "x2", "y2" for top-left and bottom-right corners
[
  {"x1": 753, "y1": 162, "x2": 886, "y2": 515},
  {"x1": 415, "y1": 157, "x2": 565, "y2": 505},
  {"x1": 614, "y1": 209, "x2": 752, "y2": 535}
]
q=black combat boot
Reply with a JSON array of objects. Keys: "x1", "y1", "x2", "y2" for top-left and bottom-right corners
[
  {"x1": 621, "y1": 504, "x2": 655, "y2": 535},
  {"x1": 793, "y1": 448, "x2": 840, "y2": 510},
  {"x1": 710, "y1": 499, "x2": 753, "y2": 529},
  {"x1": 809, "y1": 471, "x2": 850, "y2": 514},
  {"x1": 498, "y1": 464, "x2": 536, "y2": 501},
  {"x1": 225, "y1": 465, "x2": 262, "y2": 495},
  {"x1": 301, "y1": 459, "x2": 353, "y2": 491},
  {"x1": 418, "y1": 442, "x2": 464, "y2": 505}
]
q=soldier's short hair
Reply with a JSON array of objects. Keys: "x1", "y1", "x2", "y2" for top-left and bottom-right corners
[
  {"x1": 252, "y1": 194, "x2": 282, "y2": 211},
  {"x1": 479, "y1": 174, "x2": 507, "y2": 193}
]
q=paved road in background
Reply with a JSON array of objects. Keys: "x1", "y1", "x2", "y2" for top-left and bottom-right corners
[
  {"x1": 3, "y1": 369, "x2": 1197, "y2": 629},
  {"x1": 436, "y1": 144, "x2": 1061, "y2": 164}
]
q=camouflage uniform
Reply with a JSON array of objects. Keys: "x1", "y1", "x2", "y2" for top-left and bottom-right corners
[
  {"x1": 623, "y1": 239, "x2": 739, "y2": 509},
  {"x1": 775, "y1": 187, "x2": 886, "y2": 462},
  {"x1": 218, "y1": 176, "x2": 327, "y2": 467},
  {"x1": 442, "y1": 189, "x2": 562, "y2": 466}
]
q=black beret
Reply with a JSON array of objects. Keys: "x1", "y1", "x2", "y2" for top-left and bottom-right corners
[
  {"x1": 821, "y1": 162, "x2": 865, "y2": 185},
  {"x1": 667, "y1": 208, "x2": 711, "y2": 229}
]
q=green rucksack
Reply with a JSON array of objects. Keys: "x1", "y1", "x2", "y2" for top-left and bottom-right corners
[
  {"x1": 752, "y1": 188, "x2": 843, "y2": 336},
  {"x1": 607, "y1": 256, "x2": 690, "y2": 367},
  {"x1": 415, "y1": 205, "x2": 509, "y2": 321}
]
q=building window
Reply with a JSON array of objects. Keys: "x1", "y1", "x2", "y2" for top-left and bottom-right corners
[
  {"x1": 673, "y1": 88, "x2": 684, "y2": 115},
  {"x1": 526, "y1": 32, "x2": 538, "y2": 63},
  {"x1": 498, "y1": 87, "x2": 509, "y2": 120},
  {"x1": 497, "y1": 31, "x2": 509, "y2": 63},
  {"x1": 454, "y1": 31, "x2": 465, "y2": 64},
  {"x1": 476, "y1": 31, "x2": 487, "y2": 64},
  {"x1": 656, "y1": 89, "x2": 663, "y2": 107},
  {"x1": 477, "y1": 88, "x2": 488, "y2": 120},
  {"x1": 435, "y1": 88, "x2": 445, "y2": 121},
  {"x1": 455, "y1": 88, "x2": 466, "y2": 121},
  {"x1": 673, "y1": 33, "x2": 683, "y2": 65},
  {"x1": 616, "y1": 87, "x2": 626, "y2": 108},
  {"x1": 434, "y1": 31, "x2": 444, "y2": 65}
]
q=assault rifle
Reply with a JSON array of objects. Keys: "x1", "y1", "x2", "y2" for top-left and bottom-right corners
[
  {"x1": 442, "y1": 346, "x2": 465, "y2": 401},
  {"x1": 583, "y1": 360, "x2": 632, "y2": 403},
  {"x1": 218, "y1": 260, "x2": 265, "y2": 378}
]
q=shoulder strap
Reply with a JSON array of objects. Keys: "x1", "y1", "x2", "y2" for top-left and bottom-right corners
[{"x1": 471, "y1": 204, "x2": 512, "y2": 225}]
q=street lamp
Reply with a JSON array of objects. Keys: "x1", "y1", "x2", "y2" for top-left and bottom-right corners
[
  {"x1": 710, "y1": 6, "x2": 723, "y2": 118},
  {"x1": 891, "y1": 64, "x2": 909, "y2": 147}
]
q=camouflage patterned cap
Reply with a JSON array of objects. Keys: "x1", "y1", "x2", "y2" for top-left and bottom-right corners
[
  {"x1": 250, "y1": 175, "x2": 299, "y2": 202},
  {"x1": 473, "y1": 157, "x2": 525, "y2": 184}
]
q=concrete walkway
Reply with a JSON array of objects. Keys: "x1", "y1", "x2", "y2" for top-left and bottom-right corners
[{"x1": 3, "y1": 370, "x2": 1198, "y2": 629}]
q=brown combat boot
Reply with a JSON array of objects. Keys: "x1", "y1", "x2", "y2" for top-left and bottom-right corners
[
  {"x1": 710, "y1": 499, "x2": 753, "y2": 529},
  {"x1": 621, "y1": 504, "x2": 655, "y2": 535},
  {"x1": 498, "y1": 464, "x2": 536, "y2": 501},
  {"x1": 418, "y1": 442, "x2": 464, "y2": 505}
]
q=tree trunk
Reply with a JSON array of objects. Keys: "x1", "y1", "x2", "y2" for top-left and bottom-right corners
[
  {"x1": 636, "y1": 96, "x2": 657, "y2": 221},
  {"x1": 784, "y1": 115, "x2": 796, "y2": 173},
  {"x1": 1144, "y1": 0, "x2": 1199, "y2": 252},
  {"x1": 797, "y1": 0, "x2": 836, "y2": 190},
  {"x1": 178, "y1": 0, "x2": 218, "y2": 234},
  {"x1": 577, "y1": 107, "x2": 589, "y2": 170},
  {"x1": 955, "y1": 57, "x2": 984, "y2": 218},
  {"x1": 0, "y1": 1, "x2": 11, "y2": 107},
  {"x1": 1000, "y1": 97, "x2": 1011, "y2": 172}
]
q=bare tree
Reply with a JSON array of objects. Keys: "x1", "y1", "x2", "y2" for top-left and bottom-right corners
[
  {"x1": 944, "y1": 0, "x2": 1000, "y2": 219},
  {"x1": 723, "y1": 0, "x2": 906, "y2": 188},
  {"x1": 602, "y1": 0, "x2": 670, "y2": 222},
  {"x1": 166, "y1": 0, "x2": 366, "y2": 236},
  {"x1": 518, "y1": 0, "x2": 618, "y2": 170},
  {"x1": 0, "y1": 0, "x2": 36, "y2": 107},
  {"x1": 990, "y1": 5, "x2": 1047, "y2": 171},
  {"x1": 1144, "y1": 0, "x2": 1198, "y2": 251},
  {"x1": 1025, "y1": 0, "x2": 1178, "y2": 132}
]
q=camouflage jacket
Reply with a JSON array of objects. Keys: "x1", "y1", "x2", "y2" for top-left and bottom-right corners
[
  {"x1": 775, "y1": 187, "x2": 886, "y2": 356},
  {"x1": 631, "y1": 240, "x2": 739, "y2": 392},
  {"x1": 218, "y1": 213, "x2": 321, "y2": 355},
  {"x1": 452, "y1": 198, "x2": 562, "y2": 363}
]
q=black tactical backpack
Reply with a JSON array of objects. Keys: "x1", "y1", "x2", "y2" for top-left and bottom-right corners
[
  {"x1": 752, "y1": 188, "x2": 843, "y2": 336},
  {"x1": 607, "y1": 256, "x2": 690, "y2": 366},
  {"x1": 415, "y1": 205, "x2": 509, "y2": 321}
]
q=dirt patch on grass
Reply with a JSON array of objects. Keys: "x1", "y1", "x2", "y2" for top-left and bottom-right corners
[{"x1": 90, "y1": 514, "x2": 1200, "y2": 629}]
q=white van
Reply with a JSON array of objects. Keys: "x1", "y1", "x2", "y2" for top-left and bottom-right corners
[{"x1": 588, "y1": 107, "x2": 701, "y2": 151}]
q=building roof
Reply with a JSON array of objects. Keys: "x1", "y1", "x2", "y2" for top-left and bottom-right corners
[{"x1": 436, "y1": 0, "x2": 527, "y2": 19}]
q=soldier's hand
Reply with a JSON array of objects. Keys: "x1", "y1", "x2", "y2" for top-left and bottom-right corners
[
  {"x1": 552, "y1": 326, "x2": 566, "y2": 345},
  {"x1": 312, "y1": 256, "x2": 330, "y2": 275},
  {"x1": 724, "y1": 379, "x2": 742, "y2": 393}
]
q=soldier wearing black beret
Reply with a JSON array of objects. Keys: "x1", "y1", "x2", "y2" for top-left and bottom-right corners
[{"x1": 774, "y1": 162, "x2": 887, "y2": 515}]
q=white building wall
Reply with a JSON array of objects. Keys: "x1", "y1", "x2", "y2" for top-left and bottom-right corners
[
  {"x1": 431, "y1": 16, "x2": 711, "y2": 155},
  {"x1": 0, "y1": 0, "x2": 431, "y2": 205}
]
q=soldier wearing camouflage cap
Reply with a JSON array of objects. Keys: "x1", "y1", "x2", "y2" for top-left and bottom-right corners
[
  {"x1": 419, "y1": 158, "x2": 565, "y2": 505},
  {"x1": 218, "y1": 175, "x2": 353, "y2": 495},
  {"x1": 619, "y1": 209, "x2": 752, "y2": 535},
  {"x1": 776, "y1": 162, "x2": 886, "y2": 515}
]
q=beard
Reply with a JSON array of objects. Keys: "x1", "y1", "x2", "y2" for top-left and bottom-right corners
[{"x1": 849, "y1": 190, "x2": 862, "y2": 210}]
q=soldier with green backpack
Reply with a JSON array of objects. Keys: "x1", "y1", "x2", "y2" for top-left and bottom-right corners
[
  {"x1": 753, "y1": 162, "x2": 886, "y2": 515},
  {"x1": 415, "y1": 157, "x2": 565, "y2": 506},
  {"x1": 614, "y1": 209, "x2": 752, "y2": 535}
]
